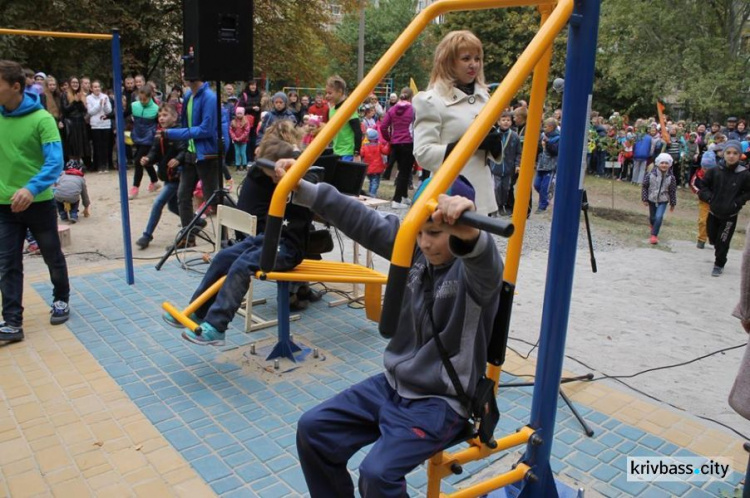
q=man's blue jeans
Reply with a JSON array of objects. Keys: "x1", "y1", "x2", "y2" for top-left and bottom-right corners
[
  {"x1": 144, "y1": 181, "x2": 179, "y2": 238},
  {"x1": 190, "y1": 235, "x2": 301, "y2": 332},
  {"x1": 0, "y1": 200, "x2": 69, "y2": 326}
]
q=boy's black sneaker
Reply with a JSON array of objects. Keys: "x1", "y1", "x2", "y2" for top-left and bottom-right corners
[
  {"x1": 0, "y1": 323, "x2": 24, "y2": 342},
  {"x1": 50, "y1": 301, "x2": 70, "y2": 325},
  {"x1": 136, "y1": 235, "x2": 152, "y2": 249},
  {"x1": 711, "y1": 266, "x2": 723, "y2": 277}
]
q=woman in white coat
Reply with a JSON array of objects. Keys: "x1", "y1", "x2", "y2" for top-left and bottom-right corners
[
  {"x1": 412, "y1": 30, "x2": 501, "y2": 216},
  {"x1": 86, "y1": 80, "x2": 113, "y2": 172}
]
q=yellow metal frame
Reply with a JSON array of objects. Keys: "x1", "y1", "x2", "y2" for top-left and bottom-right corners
[
  {"x1": 260, "y1": 0, "x2": 571, "y2": 494},
  {"x1": 0, "y1": 28, "x2": 113, "y2": 40},
  {"x1": 162, "y1": 260, "x2": 388, "y2": 326},
  {"x1": 162, "y1": 276, "x2": 228, "y2": 332},
  {"x1": 267, "y1": 0, "x2": 558, "y2": 221}
]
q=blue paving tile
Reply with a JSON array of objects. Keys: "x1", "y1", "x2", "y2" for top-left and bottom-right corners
[
  {"x1": 654, "y1": 479, "x2": 691, "y2": 496},
  {"x1": 614, "y1": 425, "x2": 646, "y2": 442},
  {"x1": 610, "y1": 475, "x2": 648, "y2": 495},
  {"x1": 638, "y1": 434, "x2": 665, "y2": 450},
  {"x1": 140, "y1": 404, "x2": 175, "y2": 424},
  {"x1": 703, "y1": 480, "x2": 736, "y2": 496},
  {"x1": 163, "y1": 428, "x2": 201, "y2": 451},
  {"x1": 574, "y1": 438, "x2": 607, "y2": 457},
  {"x1": 205, "y1": 433, "x2": 239, "y2": 451},
  {"x1": 567, "y1": 452, "x2": 599, "y2": 472},
  {"x1": 277, "y1": 466, "x2": 309, "y2": 494},
  {"x1": 211, "y1": 476, "x2": 243, "y2": 494},
  {"x1": 191, "y1": 454, "x2": 233, "y2": 483},
  {"x1": 245, "y1": 437, "x2": 285, "y2": 461},
  {"x1": 47, "y1": 267, "x2": 722, "y2": 498},
  {"x1": 224, "y1": 450, "x2": 255, "y2": 468},
  {"x1": 591, "y1": 464, "x2": 618, "y2": 483},
  {"x1": 182, "y1": 444, "x2": 211, "y2": 461}
]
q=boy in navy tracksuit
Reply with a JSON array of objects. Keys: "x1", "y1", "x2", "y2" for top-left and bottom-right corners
[
  {"x1": 281, "y1": 168, "x2": 503, "y2": 497},
  {"x1": 163, "y1": 136, "x2": 313, "y2": 345}
]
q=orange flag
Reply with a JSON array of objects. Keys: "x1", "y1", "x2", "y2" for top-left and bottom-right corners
[{"x1": 656, "y1": 101, "x2": 670, "y2": 143}]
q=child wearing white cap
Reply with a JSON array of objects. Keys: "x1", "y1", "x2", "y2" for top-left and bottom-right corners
[{"x1": 641, "y1": 152, "x2": 677, "y2": 245}]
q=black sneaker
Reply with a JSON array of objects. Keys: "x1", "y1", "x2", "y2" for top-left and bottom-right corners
[
  {"x1": 697, "y1": 241, "x2": 705, "y2": 249},
  {"x1": 136, "y1": 235, "x2": 152, "y2": 249},
  {"x1": 711, "y1": 266, "x2": 723, "y2": 277},
  {"x1": 50, "y1": 301, "x2": 70, "y2": 325},
  {"x1": 0, "y1": 323, "x2": 24, "y2": 342}
]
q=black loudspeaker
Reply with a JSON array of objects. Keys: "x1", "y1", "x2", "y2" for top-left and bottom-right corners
[{"x1": 183, "y1": 0, "x2": 253, "y2": 81}]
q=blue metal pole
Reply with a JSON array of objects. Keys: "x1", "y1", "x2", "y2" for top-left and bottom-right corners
[
  {"x1": 111, "y1": 29, "x2": 135, "y2": 285},
  {"x1": 518, "y1": 0, "x2": 601, "y2": 496}
]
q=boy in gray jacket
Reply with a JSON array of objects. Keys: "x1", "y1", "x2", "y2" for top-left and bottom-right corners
[
  {"x1": 54, "y1": 161, "x2": 90, "y2": 223},
  {"x1": 280, "y1": 162, "x2": 504, "y2": 497}
]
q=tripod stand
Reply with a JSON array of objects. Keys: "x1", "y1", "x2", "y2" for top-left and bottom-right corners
[
  {"x1": 156, "y1": 79, "x2": 237, "y2": 271},
  {"x1": 499, "y1": 189, "x2": 598, "y2": 436}
]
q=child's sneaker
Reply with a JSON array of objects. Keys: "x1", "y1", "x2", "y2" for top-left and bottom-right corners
[
  {"x1": 697, "y1": 240, "x2": 705, "y2": 249},
  {"x1": 50, "y1": 301, "x2": 70, "y2": 325},
  {"x1": 162, "y1": 312, "x2": 199, "y2": 328},
  {"x1": 712, "y1": 265, "x2": 723, "y2": 277},
  {"x1": 182, "y1": 322, "x2": 225, "y2": 346},
  {"x1": 649, "y1": 235, "x2": 658, "y2": 245},
  {"x1": 136, "y1": 235, "x2": 152, "y2": 249},
  {"x1": 128, "y1": 186, "x2": 139, "y2": 200},
  {"x1": 0, "y1": 323, "x2": 23, "y2": 342},
  {"x1": 148, "y1": 181, "x2": 161, "y2": 193}
]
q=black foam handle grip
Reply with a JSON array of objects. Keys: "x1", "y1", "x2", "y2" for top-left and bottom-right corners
[
  {"x1": 255, "y1": 158, "x2": 277, "y2": 171},
  {"x1": 378, "y1": 264, "x2": 410, "y2": 338},
  {"x1": 458, "y1": 211, "x2": 514, "y2": 238},
  {"x1": 260, "y1": 215, "x2": 283, "y2": 272}
]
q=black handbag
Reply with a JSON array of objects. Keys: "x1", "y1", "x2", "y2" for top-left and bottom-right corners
[{"x1": 424, "y1": 268, "x2": 500, "y2": 445}]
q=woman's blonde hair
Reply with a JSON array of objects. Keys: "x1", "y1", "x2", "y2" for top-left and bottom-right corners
[{"x1": 428, "y1": 30, "x2": 486, "y2": 95}]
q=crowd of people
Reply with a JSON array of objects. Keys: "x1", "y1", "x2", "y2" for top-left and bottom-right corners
[{"x1": 4, "y1": 21, "x2": 750, "y2": 495}]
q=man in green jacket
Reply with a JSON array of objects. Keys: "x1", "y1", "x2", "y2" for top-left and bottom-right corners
[{"x1": 0, "y1": 60, "x2": 70, "y2": 342}]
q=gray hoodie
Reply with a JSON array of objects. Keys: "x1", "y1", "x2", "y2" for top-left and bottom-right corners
[
  {"x1": 293, "y1": 181, "x2": 503, "y2": 417},
  {"x1": 54, "y1": 173, "x2": 90, "y2": 207}
]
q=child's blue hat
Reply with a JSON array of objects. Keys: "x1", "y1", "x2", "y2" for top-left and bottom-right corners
[
  {"x1": 701, "y1": 150, "x2": 717, "y2": 169},
  {"x1": 413, "y1": 175, "x2": 476, "y2": 203},
  {"x1": 366, "y1": 129, "x2": 379, "y2": 142}
]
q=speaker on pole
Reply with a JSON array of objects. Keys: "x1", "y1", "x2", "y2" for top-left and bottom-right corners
[{"x1": 183, "y1": 0, "x2": 253, "y2": 81}]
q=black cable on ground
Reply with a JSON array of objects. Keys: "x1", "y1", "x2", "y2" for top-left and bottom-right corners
[{"x1": 505, "y1": 336, "x2": 750, "y2": 440}]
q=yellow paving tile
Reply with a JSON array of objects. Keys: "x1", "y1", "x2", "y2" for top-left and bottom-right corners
[
  {"x1": 133, "y1": 479, "x2": 172, "y2": 497},
  {"x1": 44, "y1": 467, "x2": 81, "y2": 486},
  {"x1": 7, "y1": 471, "x2": 48, "y2": 498},
  {"x1": 85, "y1": 471, "x2": 119, "y2": 490},
  {"x1": 122, "y1": 467, "x2": 160, "y2": 486},
  {"x1": 36, "y1": 446, "x2": 73, "y2": 474},
  {"x1": 174, "y1": 478, "x2": 217, "y2": 498},
  {"x1": 12, "y1": 402, "x2": 45, "y2": 424},
  {"x1": 50, "y1": 477, "x2": 90, "y2": 498},
  {"x1": 109, "y1": 448, "x2": 148, "y2": 475},
  {"x1": 146, "y1": 446, "x2": 187, "y2": 475},
  {"x1": 0, "y1": 438, "x2": 32, "y2": 465},
  {"x1": 2, "y1": 457, "x2": 37, "y2": 478},
  {"x1": 163, "y1": 466, "x2": 199, "y2": 485},
  {"x1": 73, "y1": 450, "x2": 109, "y2": 473}
]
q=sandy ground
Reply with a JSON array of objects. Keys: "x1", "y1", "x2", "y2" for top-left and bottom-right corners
[{"x1": 26, "y1": 171, "x2": 750, "y2": 443}]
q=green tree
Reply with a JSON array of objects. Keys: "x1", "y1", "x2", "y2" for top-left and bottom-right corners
[
  {"x1": 0, "y1": 0, "x2": 337, "y2": 89},
  {"x1": 330, "y1": 0, "x2": 437, "y2": 92},
  {"x1": 598, "y1": 0, "x2": 750, "y2": 119}
]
